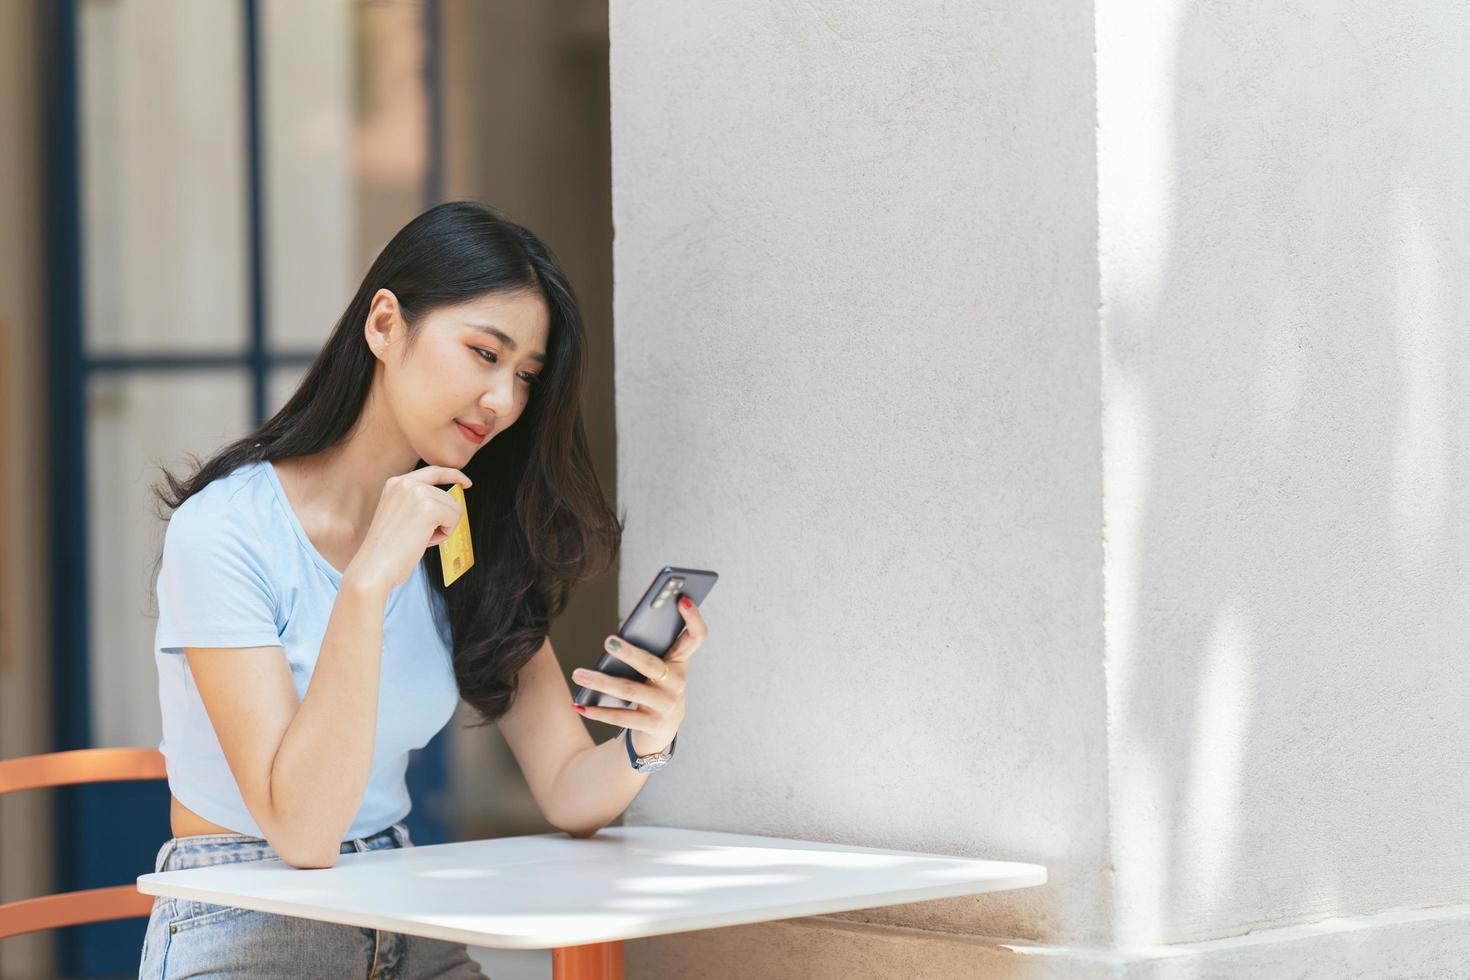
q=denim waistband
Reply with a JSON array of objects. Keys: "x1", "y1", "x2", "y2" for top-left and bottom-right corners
[{"x1": 154, "y1": 821, "x2": 411, "y2": 874}]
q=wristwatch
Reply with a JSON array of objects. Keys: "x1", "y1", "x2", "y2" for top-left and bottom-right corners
[{"x1": 624, "y1": 728, "x2": 676, "y2": 772}]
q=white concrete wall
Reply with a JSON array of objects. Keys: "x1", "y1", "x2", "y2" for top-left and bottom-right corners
[
  {"x1": 613, "y1": 0, "x2": 1469, "y2": 976},
  {"x1": 1098, "y1": 0, "x2": 1470, "y2": 952},
  {"x1": 610, "y1": 0, "x2": 1108, "y2": 969}
]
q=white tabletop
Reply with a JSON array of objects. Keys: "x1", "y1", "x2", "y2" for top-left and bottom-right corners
[{"x1": 136, "y1": 825, "x2": 1046, "y2": 950}]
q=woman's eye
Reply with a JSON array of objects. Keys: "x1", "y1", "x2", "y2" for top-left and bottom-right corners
[{"x1": 476, "y1": 348, "x2": 539, "y2": 386}]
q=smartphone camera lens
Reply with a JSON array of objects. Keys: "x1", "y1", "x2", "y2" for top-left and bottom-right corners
[{"x1": 652, "y1": 576, "x2": 685, "y2": 608}]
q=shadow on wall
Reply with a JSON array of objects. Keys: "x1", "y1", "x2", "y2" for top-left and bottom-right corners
[{"x1": 1103, "y1": 0, "x2": 1470, "y2": 946}]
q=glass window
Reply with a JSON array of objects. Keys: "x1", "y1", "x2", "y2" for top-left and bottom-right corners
[
  {"x1": 263, "y1": 0, "x2": 431, "y2": 351},
  {"x1": 85, "y1": 371, "x2": 252, "y2": 749},
  {"x1": 79, "y1": 0, "x2": 250, "y2": 355}
]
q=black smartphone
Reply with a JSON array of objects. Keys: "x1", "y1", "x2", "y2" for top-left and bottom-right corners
[{"x1": 572, "y1": 566, "x2": 719, "y2": 709}]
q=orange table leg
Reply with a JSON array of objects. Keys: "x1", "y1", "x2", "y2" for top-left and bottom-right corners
[{"x1": 551, "y1": 940, "x2": 623, "y2": 980}]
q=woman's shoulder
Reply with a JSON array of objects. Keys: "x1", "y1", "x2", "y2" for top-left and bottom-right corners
[
  {"x1": 155, "y1": 459, "x2": 284, "y2": 630},
  {"x1": 166, "y1": 459, "x2": 279, "y2": 548}
]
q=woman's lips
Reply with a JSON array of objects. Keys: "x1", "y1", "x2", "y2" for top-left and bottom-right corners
[{"x1": 456, "y1": 419, "x2": 489, "y2": 443}]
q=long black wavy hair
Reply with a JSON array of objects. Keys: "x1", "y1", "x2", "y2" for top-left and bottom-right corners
[{"x1": 152, "y1": 200, "x2": 623, "y2": 727}]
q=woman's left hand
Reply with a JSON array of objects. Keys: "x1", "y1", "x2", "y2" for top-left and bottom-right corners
[{"x1": 571, "y1": 594, "x2": 707, "y2": 756}]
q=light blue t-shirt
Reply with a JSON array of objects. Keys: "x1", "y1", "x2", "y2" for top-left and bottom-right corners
[{"x1": 153, "y1": 459, "x2": 462, "y2": 840}]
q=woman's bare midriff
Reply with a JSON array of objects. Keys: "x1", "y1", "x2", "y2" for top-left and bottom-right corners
[{"x1": 170, "y1": 792, "x2": 249, "y2": 839}]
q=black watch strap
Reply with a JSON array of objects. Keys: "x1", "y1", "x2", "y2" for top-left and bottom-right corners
[{"x1": 624, "y1": 727, "x2": 676, "y2": 770}]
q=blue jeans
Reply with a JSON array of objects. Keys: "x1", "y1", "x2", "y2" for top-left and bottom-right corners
[{"x1": 137, "y1": 821, "x2": 489, "y2": 979}]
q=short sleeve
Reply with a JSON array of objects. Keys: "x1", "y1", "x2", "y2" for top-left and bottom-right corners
[{"x1": 155, "y1": 497, "x2": 282, "y2": 654}]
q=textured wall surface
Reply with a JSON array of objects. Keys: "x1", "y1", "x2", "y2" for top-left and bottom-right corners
[
  {"x1": 612, "y1": 0, "x2": 1468, "y2": 973},
  {"x1": 610, "y1": 0, "x2": 1104, "y2": 954},
  {"x1": 1097, "y1": 0, "x2": 1470, "y2": 948}
]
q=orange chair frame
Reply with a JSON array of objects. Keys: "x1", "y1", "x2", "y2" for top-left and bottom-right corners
[{"x1": 0, "y1": 748, "x2": 166, "y2": 939}]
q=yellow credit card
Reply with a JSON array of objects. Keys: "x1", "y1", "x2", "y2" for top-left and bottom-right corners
[{"x1": 438, "y1": 483, "x2": 474, "y2": 586}]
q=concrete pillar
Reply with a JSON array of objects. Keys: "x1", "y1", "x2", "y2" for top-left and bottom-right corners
[{"x1": 611, "y1": 1, "x2": 1470, "y2": 975}]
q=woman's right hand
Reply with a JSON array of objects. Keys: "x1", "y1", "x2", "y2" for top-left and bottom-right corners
[{"x1": 344, "y1": 465, "x2": 472, "y2": 593}]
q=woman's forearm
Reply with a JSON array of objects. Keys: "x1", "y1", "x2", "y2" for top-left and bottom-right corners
[
  {"x1": 266, "y1": 573, "x2": 388, "y2": 864},
  {"x1": 549, "y1": 729, "x2": 673, "y2": 837}
]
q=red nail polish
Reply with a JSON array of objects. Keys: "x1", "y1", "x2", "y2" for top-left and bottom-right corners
[
  {"x1": 572, "y1": 704, "x2": 586, "y2": 712},
  {"x1": 679, "y1": 596, "x2": 692, "y2": 609}
]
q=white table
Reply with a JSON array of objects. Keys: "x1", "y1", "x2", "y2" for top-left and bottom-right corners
[{"x1": 136, "y1": 825, "x2": 1047, "y2": 979}]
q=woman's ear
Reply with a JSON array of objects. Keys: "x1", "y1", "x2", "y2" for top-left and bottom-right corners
[{"x1": 364, "y1": 288, "x2": 401, "y2": 362}]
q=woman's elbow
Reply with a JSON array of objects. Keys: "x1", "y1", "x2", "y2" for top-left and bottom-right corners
[
  {"x1": 270, "y1": 834, "x2": 341, "y2": 869},
  {"x1": 557, "y1": 820, "x2": 606, "y2": 839}
]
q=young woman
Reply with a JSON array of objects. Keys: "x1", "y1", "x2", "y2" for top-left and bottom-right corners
[{"x1": 137, "y1": 201, "x2": 707, "y2": 977}]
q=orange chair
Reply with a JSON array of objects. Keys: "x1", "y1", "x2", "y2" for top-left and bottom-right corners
[{"x1": 0, "y1": 748, "x2": 167, "y2": 939}]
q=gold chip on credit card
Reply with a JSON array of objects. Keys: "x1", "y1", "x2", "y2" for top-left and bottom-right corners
[{"x1": 438, "y1": 483, "x2": 473, "y2": 586}]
